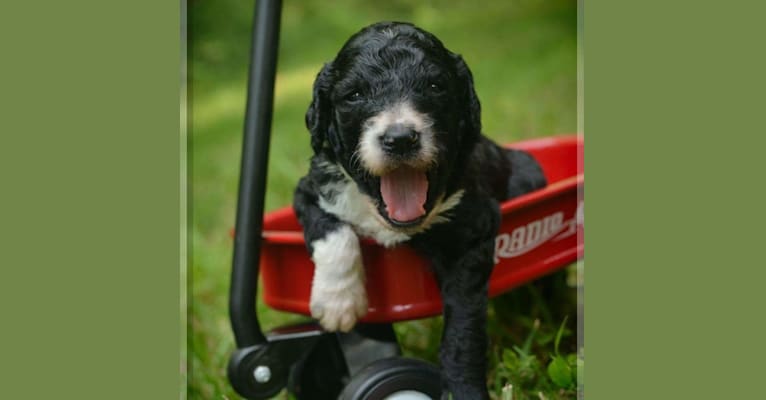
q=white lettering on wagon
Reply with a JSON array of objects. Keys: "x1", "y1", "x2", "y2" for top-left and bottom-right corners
[{"x1": 494, "y1": 201, "x2": 584, "y2": 264}]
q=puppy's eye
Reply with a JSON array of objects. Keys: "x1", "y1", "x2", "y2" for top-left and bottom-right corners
[
  {"x1": 428, "y1": 82, "x2": 444, "y2": 94},
  {"x1": 344, "y1": 91, "x2": 363, "y2": 103}
]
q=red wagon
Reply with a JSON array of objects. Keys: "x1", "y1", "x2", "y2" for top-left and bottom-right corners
[{"x1": 259, "y1": 135, "x2": 583, "y2": 323}]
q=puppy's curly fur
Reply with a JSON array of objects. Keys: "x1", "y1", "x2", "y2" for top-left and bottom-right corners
[{"x1": 294, "y1": 22, "x2": 546, "y2": 399}]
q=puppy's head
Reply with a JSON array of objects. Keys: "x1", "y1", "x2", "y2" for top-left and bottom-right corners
[{"x1": 307, "y1": 22, "x2": 481, "y2": 228}]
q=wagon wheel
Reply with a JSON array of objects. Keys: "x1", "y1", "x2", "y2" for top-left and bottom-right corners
[{"x1": 339, "y1": 357, "x2": 441, "y2": 400}]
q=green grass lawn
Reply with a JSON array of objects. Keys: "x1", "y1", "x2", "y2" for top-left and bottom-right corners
[{"x1": 190, "y1": 1, "x2": 579, "y2": 398}]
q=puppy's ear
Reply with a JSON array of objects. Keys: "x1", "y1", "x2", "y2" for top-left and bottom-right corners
[
  {"x1": 453, "y1": 54, "x2": 482, "y2": 144},
  {"x1": 306, "y1": 62, "x2": 334, "y2": 156}
]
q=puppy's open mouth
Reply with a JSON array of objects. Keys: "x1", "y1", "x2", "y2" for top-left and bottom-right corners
[{"x1": 380, "y1": 166, "x2": 429, "y2": 225}]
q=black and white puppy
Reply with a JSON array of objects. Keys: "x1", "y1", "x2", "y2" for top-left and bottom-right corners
[{"x1": 294, "y1": 22, "x2": 546, "y2": 399}]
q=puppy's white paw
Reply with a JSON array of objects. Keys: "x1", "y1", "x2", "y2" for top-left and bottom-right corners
[
  {"x1": 309, "y1": 225, "x2": 368, "y2": 332},
  {"x1": 310, "y1": 276, "x2": 367, "y2": 332}
]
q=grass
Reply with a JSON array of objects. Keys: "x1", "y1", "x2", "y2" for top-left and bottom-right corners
[{"x1": 189, "y1": 1, "x2": 579, "y2": 399}]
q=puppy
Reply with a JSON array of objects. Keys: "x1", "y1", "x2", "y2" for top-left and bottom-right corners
[{"x1": 293, "y1": 22, "x2": 546, "y2": 399}]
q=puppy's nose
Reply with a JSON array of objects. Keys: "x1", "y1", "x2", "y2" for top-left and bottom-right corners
[{"x1": 380, "y1": 124, "x2": 419, "y2": 153}]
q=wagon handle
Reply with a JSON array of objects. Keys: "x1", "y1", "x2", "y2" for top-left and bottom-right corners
[{"x1": 229, "y1": 0, "x2": 282, "y2": 348}]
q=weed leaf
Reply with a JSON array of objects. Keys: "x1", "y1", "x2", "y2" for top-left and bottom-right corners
[
  {"x1": 553, "y1": 315, "x2": 569, "y2": 357},
  {"x1": 547, "y1": 356, "x2": 573, "y2": 389}
]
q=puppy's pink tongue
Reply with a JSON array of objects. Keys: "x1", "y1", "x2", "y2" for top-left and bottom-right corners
[{"x1": 380, "y1": 167, "x2": 428, "y2": 223}]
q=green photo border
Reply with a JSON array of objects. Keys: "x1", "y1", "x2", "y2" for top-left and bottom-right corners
[{"x1": 1, "y1": 1, "x2": 181, "y2": 398}]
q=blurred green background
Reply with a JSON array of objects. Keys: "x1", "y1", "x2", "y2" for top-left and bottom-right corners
[{"x1": 190, "y1": 0, "x2": 578, "y2": 399}]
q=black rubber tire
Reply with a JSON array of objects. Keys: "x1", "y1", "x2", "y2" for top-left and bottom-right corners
[{"x1": 338, "y1": 357, "x2": 441, "y2": 400}]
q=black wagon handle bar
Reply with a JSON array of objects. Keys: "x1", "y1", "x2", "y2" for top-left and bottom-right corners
[{"x1": 229, "y1": 0, "x2": 283, "y2": 348}]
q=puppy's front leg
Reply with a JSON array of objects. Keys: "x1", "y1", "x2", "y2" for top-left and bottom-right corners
[
  {"x1": 309, "y1": 225, "x2": 367, "y2": 332},
  {"x1": 435, "y1": 238, "x2": 494, "y2": 400},
  {"x1": 413, "y1": 199, "x2": 499, "y2": 400},
  {"x1": 294, "y1": 178, "x2": 367, "y2": 332}
]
